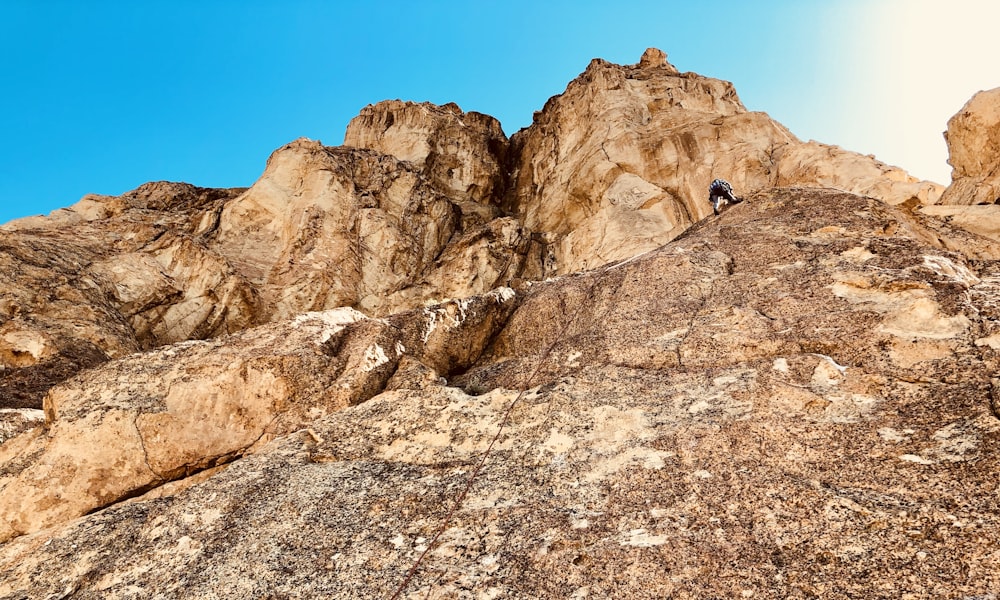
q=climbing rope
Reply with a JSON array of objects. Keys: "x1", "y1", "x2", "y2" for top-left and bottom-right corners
[{"x1": 387, "y1": 269, "x2": 607, "y2": 599}]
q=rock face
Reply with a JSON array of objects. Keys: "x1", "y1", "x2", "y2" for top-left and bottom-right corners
[
  {"x1": 0, "y1": 49, "x2": 998, "y2": 598},
  {"x1": 0, "y1": 182, "x2": 255, "y2": 408},
  {"x1": 0, "y1": 49, "x2": 949, "y2": 410},
  {"x1": 211, "y1": 138, "x2": 523, "y2": 320},
  {"x1": 920, "y1": 88, "x2": 1000, "y2": 242},
  {"x1": 940, "y1": 87, "x2": 1000, "y2": 206},
  {"x1": 2, "y1": 189, "x2": 999, "y2": 598},
  {"x1": 506, "y1": 48, "x2": 943, "y2": 274},
  {"x1": 344, "y1": 100, "x2": 509, "y2": 207},
  {"x1": 0, "y1": 290, "x2": 516, "y2": 542}
]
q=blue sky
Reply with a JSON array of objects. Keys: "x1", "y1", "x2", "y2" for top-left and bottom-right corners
[{"x1": 1, "y1": 1, "x2": 997, "y2": 225}]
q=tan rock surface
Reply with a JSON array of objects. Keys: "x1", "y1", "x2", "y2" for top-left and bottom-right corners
[
  {"x1": 1, "y1": 189, "x2": 999, "y2": 599},
  {"x1": 212, "y1": 138, "x2": 524, "y2": 322},
  {"x1": 505, "y1": 50, "x2": 942, "y2": 275},
  {"x1": 940, "y1": 87, "x2": 1000, "y2": 205},
  {"x1": 774, "y1": 141, "x2": 943, "y2": 207},
  {"x1": 920, "y1": 204, "x2": 1000, "y2": 243},
  {"x1": 0, "y1": 229, "x2": 140, "y2": 408},
  {"x1": 344, "y1": 100, "x2": 508, "y2": 206},
  {"x1": 0, "y1": 288, "x2": 516, "y2": 542},
  {"x1": 1, "y1": 50, "x2": 998, "y2": 598},
  {"x1": 0, "y1": 183, "x2": 252, "y2": 408},
  {"x1": 0, "y1": 49, "x2": 947, "y2": 411},
  {"x1": 0, "y1": 409, "x2": 44, "y2": 444},
  {"x1": 0, "y1": 133, "x2": 519, "y2": 408}
]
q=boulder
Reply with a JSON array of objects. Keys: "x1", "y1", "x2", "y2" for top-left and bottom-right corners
[
  {"x1": 0, "y1": 288, "x2": 517, "y2": 542},
  {"x1": 940, "y1": 87, "x2": 1000, "y2": 205}
]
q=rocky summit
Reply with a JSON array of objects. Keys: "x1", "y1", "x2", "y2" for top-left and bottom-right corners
[{"x1": 1, "y1": 48, "x2": 999, "y2": 598}]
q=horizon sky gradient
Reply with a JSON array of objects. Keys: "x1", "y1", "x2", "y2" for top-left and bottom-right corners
[{"x1": 1, "y1": 0, "x2": 997, "y2": 225}]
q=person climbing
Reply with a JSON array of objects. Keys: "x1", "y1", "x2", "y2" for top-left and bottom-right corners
[{"x1": 708, "y1": 178, "x2": 742, "y2": 215}]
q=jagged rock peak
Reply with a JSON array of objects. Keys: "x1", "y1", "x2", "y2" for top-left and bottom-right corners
[
  {"x1": 637, "y1": 46, "x2": 677, "y2": 72},
  {"x1": 505, "y1": 48, "x2": 942, "y2": 277},
  {"x1": 342, "y1": 99, "x2": 508, "y2": 206},
  {"x1": 583, "y1": 47, "x2": 680, "y2": 76},
  {"x1": 571, "y1": 47, "x2": 740, "y2": 113},
  {"x1": 343, "y1": 99, "x2": 506, "y2": 164}
]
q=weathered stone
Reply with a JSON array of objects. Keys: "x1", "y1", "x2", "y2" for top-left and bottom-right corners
[
  {"x1": 0, "y1": 49, "x2": 998, "y2": 599},
  {"x1": 774, "y1": 141, "x2": 944, "y2": 206},
  {"x1": 1, "y1": 189, "x2": 998, "y2": 598},
  {"x1": 0, "y1": 231, "x2": 138, "y2": 408},
  {"x1": 940, "y1": 87, "x2": 1000, "y2": 206},
  {"x1": 0, "y1": 409, "x2": 44, "y2": 445},
  {"x1": 0, "y1": 288, "x2": 516, "y2": 542},
  {"x1": 344, "y1": 100, "x2": 508, "y2": 207},
  {"x1": 211, "y1": 138, "x2": 517, "y2": 321},
  {"x1": 920, "y1": 204, "x2": 1000, "y2": 243},
  {"x1": 505, "y1": 49, "x2": 943, "y2": 275}
]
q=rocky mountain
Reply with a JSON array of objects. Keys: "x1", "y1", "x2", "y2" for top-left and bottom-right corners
[{"x1": 1, "y1": 49, "x2": 999, "y2": 598}]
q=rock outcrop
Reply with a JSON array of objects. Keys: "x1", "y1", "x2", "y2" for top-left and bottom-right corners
[
  {"x1": 211, "y1": 138, "x2": 525, "y2": 320},
  {"x1": 920, "y1": 87, "x2": 1000, "y2": 242},
  {"x1": 1, "y1": 49, "x2": 998, "y2": 598},
  {"x1": 0, "y1": 49, "x2": 949, "y2": 410},
  {"x1": 0, "y1": 289, "x2": 516, "y2": 542},
  {"x1": 505, "y1": 48, "x2": 943, "y2": 274},
  {"x1": 1, "y1": 189, "x2": 999, "y2": 598},
  {"x1": 940, "y1": 87, "x2": 1000, "y2": 206},
  {"x1": 0, "y1": 183, "x2": 254, "y2": 407},
  {"x1": 344, "y1": 100, "x2": 509, "y2": 207}
]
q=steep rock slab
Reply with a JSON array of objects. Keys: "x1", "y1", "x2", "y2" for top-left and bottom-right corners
[
  {"x1": 506, "y1": 48, "x2": 942, "y2": 276},
  {"x1": 940, "y1": 86, "x2": 1000, "y2": 206},
  {"x1": 0, "y1": 309, "x2": 365, "y2": 542},
  {"x1": 212, "y1": 139, "x2": 525, "y2": 320},
  {"x1": 0, "y1": 183, "x2": 256, "y2": 408},
  {"x1": 0, "y1": 231, "x2": 139, "y2": 409},
  {"x1": 0, "y1": 288, "x2": 517, "y2": 542},
  {"x1": 467, "y1": 188, "x2": 991, "y2": 393},
  {"x1": 1, "y1": 190, "x2": 998, "y2": 597}
]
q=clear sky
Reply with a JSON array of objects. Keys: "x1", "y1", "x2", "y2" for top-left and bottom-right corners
[{"x1": 1, "y1": 0, "x2": 997, "y2": 225}]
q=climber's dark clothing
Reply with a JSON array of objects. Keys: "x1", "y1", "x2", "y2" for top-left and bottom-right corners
[{"x1": 709, "y1": 178, "x2": 741, "y2": 215}]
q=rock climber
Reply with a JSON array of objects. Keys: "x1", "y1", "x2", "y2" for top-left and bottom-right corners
[{"x1": 708, "y1": 178, "x2": 742, "y2": 215}]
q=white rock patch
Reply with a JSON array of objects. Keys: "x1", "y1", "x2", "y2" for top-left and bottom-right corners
[
  {"x1": 922, "y1": 255, "x2": 980, "y2": 287},
  {"x1": 361, "y1": 344, "x2": 389, "y2": 372},
  {"x1": 619, "y1": 528, "x2": 668, "y2": 547},
  {"x1": 293, "y1": 307, "x2": 368, "y2": 344}
]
